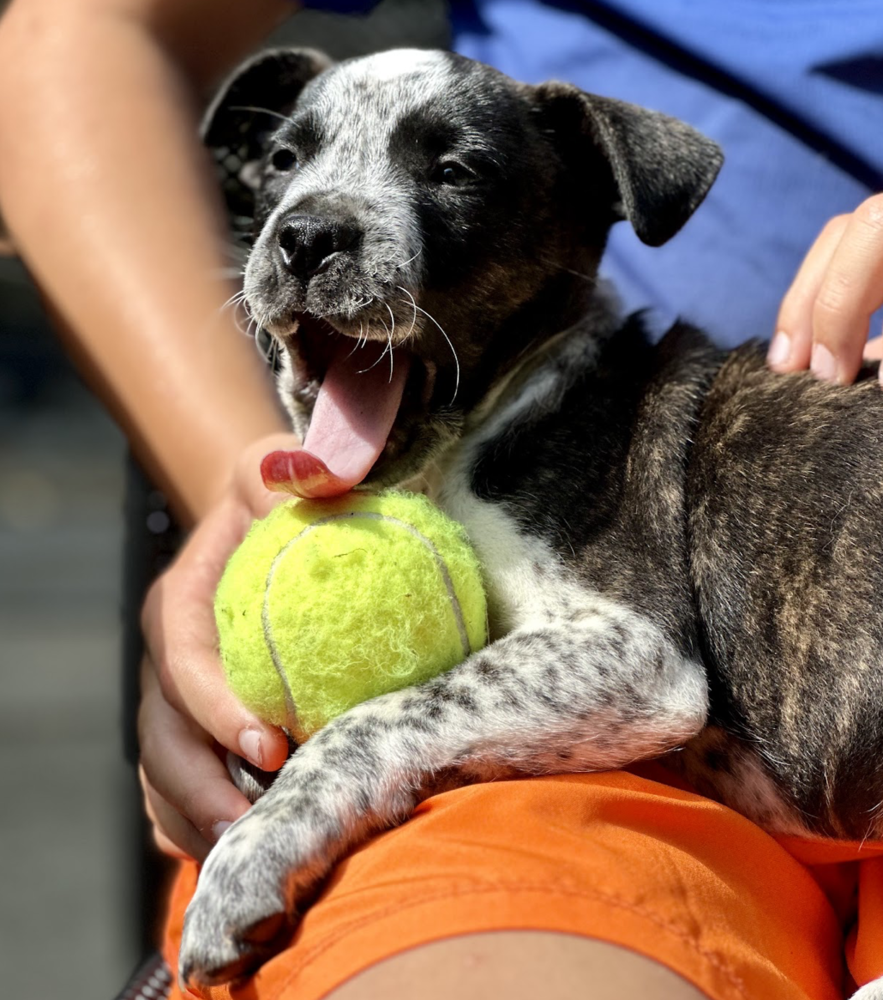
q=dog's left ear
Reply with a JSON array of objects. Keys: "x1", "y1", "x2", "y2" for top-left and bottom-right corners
[
  {"x1": 531, "y1": 81, "x2": 723, "y2": 247},
  {"x1": 201, "y1": 48, "x2": 332, "y2": 227}
]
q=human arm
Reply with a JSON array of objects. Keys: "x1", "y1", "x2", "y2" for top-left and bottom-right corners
[
  {"x1": 767, "y1": 193, "x2": 883, "y2": 384},
  {"x1": 0, "y1": 0, "x2": 304, "y2": 859},
  {"x1": 0, "y1": 0, "x2": 297, "y2": 521}
]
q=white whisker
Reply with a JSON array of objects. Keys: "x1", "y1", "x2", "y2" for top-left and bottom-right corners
[
  {"x1": 397, "y1": 286, "x2": 419, "y2": 338},
  {"x1": 346, "y1": 323, "x2": 365, "y2": 361},
  {"x1": 359, "y1": 314, "x2": 395, "y2": 381},
  {"x1": 398, "y1": 288, "x2": 460, "y2": 404},
  {"x1": 396, "y1": 247, "x2": 423, "y2": 271},
  {"x1": 384, "y1": 303, "x2": 397, "y2": 384},
  {"x1": 536, "y1": 255, "x2": 598, "y2": 284},
  {"x1": 229, "y1": 104, "x2": 292, "y2": 124},
  {"x1": 221, "y1": 289, "x2": 253, "y2": 338}
]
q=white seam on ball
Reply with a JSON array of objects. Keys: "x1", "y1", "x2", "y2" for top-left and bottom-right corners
[{"x1": 261, "y1": 512, "x2": 472, "y2": 728}]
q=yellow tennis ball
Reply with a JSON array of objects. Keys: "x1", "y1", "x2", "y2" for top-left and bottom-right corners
[{"x1": 214, "y1": 490, "x2": 488, "y2": 742}]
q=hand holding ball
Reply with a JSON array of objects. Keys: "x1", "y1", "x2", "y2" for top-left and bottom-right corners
[{"x1": 214, "y1": 491, "x2": 488, "y2": 742}]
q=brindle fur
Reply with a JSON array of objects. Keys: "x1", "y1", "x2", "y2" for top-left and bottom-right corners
[{"x1": 178, "y1": 49, "x2": 883, "y2": 996}]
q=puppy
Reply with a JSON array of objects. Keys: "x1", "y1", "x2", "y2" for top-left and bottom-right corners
[{"x1": 180, "y1": 48, "x2": 883, "y2": 997}]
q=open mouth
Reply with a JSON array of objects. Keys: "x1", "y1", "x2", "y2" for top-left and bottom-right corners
[{"x1": 262, "y1": 312, "x2": 435, "y2": 498}]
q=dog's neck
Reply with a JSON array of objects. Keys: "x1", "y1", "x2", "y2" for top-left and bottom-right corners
[{"x1": 457, "y1": 269, "x2": 609, "y2": 410}]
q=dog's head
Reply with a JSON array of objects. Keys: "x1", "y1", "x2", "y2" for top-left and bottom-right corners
[{"x1": 204, "y1": 48, "x2": 722, "y2": 496}]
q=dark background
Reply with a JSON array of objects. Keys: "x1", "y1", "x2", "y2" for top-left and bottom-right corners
[{"x1": 0, "y1": 2, "x2": 448, "y2": 996}]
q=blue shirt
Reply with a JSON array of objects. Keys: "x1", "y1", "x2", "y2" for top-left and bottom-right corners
[{"x1": 304, "y1": 1, "x2": 883, "y2": 346}]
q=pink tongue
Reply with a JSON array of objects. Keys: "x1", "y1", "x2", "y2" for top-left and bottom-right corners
[{"x1": 262, "y1": 339, "x2": 411, "y2": 498}]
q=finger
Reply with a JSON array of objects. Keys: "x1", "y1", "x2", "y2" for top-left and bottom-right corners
[
  {"x1": 810, "y1": 195, "x2": 883, "y2": 383},
  {"x1": 139, "y1": 657, "x2": 252, "y2": 850},
  {"x1": 864, "y1": 333, "x2": 883, "y2": 362},
  {"x1": 140, "y1": 765, "x2": 209, "y2": 862},
  {"x1": 771, "y1": 214, "x2": 849, "y2": 373},
  {"x1": 142, "y1": 502, "x2": 289, "y2": 772}
]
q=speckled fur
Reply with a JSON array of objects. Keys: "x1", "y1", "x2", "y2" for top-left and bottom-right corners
[{"x1": 182, "y1": 50, "x2": 882, "y2": 996}]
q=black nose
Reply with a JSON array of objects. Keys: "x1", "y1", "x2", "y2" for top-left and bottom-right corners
[{"x1": 276, "y1": 214, "x2": 360, "y2": 282}]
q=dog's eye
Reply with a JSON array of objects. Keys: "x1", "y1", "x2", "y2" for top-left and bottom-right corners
[
  {"x1": 431, "y1": 160, "x2": 473, "y2": 186},
  {"x1": 270, "y1": 148, "x2": 298, "y2": 173}
]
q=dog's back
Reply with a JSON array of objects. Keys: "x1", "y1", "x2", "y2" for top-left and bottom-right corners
[{"x1": 683, "y1": 347, "x2": 883, "y2": 838}]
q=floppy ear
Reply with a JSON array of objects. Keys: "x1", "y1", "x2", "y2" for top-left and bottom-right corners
[
  {"x1": 532, "y1": 81, "x2": 723, "y2": 247},
  {"x1": 202, "y1": 48, "x2": 332, "y2": 227}
]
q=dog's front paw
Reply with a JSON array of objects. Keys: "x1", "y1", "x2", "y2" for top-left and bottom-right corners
[
  {"x1": 177, "y1": 796, "x2": 334, "y2": 988},
  {"x1": 179, "y1": 886, "x2": 289, "y2": 987},
  {"x1": 178, "y1": 710, "x2": 421, "y2": 987},
  {"x1": 178, "y1": 823, "x2": 295, "y2": 987}
]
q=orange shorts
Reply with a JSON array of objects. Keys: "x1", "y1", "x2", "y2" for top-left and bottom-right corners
[{"x1": 162, "y1": 763, "x2": 883, "y2": 1000}]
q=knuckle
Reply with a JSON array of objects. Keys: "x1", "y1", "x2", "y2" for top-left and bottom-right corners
[
  {"x1": 153, "y1": 654, "x2": 177, "y2": 700},
  {"x1": 137, "y1": 726, "x2": 159, "y2": 777},
  {"x1": 177, "y1": 785, "x2": 223, "y2": 840},
  {"x1": 814, "y1": 284, "x2": 850, "y2": 322},
  {"x1": 140, "y1": 575, "x2": 164, "y2": 633},
  {"x1": 140, "y1": 560, "x2": 183, "y2": 634}
]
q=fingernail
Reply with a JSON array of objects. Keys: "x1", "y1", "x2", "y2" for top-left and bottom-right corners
[
  {"x1": 811, "y1": 342, "x2": 839, "y2": 383},
  {"x1": 212, "y1": 820, "x2": 233, "y2": 842},
  {"x1": 239, "y1": 728, "x2": 263, "y2": 768},
  {"x1": 767, "y1": 330, "x2": 791, "y2": 367}
]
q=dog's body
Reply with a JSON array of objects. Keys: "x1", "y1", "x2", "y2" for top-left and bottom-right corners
[{"x1": 180, "y1": 49, "x2": 883, "y2": 995}]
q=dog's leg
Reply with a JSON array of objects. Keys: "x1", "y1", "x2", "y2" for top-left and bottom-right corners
[{"x1": 178, "y1": 600, "x2": 707, "y2": 987}]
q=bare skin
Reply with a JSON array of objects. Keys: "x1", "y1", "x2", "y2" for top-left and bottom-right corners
[
  {"x1": 330, "y1": 933, "x2": 708, "y2": 1000},
  {"x1": 0, "y1": 2, "x2": 880, "y2": 994},
  {"x1": 0, "y1": 0, "x2": 297, "y2": 858},
  {"x1": 0, "y1": 0, "x2": 296, "y2": 521}
]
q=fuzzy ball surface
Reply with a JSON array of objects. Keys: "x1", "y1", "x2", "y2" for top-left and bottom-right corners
[{"x1": 215, "y1": 490, "x2": 488, "y2": 740}]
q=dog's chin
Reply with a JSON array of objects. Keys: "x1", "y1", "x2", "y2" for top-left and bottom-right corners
[{"x1": 276, "y1": 311, "x2": 459, "y2": 491}]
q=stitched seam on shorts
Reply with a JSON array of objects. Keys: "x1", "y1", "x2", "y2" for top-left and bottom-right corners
[{"x1": 270, "y1": 881, "x2": 748, "y2": 999}]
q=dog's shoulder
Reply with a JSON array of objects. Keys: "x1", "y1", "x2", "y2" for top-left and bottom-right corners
[{"x1": 463, "y1": 312, "x2": 722, "y2": 507}]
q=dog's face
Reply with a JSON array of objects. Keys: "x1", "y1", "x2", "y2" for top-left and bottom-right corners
[{"x1": 204, "y1": 48, "x2": 722, "y2": 492}]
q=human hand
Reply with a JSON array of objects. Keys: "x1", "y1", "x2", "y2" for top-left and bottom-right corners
[
  {"x1": 768, "y1": 193, "x2": 883, "y2": 384},
  {"x1": 138, "y1": 433, "x2": 302, "y2": 861}
]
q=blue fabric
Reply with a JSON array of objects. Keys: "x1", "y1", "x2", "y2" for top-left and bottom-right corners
[
  {"x1": 302, "y1": 0, "x2": 883, "y2": 347},
  {"x1": 452, "y1": 0, "x2": 883, "y2": 346}
]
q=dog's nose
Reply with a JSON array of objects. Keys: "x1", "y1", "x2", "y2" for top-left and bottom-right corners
[{"x1": 276, "y1": 215, "x2": 360, "y2": 282}]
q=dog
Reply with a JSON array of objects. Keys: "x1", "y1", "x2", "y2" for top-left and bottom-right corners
[{"x1": 179, "y1": 47, "x2": 883, "y2": 997}]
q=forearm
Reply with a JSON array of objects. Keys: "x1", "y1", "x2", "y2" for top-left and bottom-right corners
[{"x1": 0, "y1": 0, "x2": 297, "y2": 522}]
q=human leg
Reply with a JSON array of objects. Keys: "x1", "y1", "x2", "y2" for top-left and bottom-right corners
[
  {"x1": 164, "y1": 767, "x2": 846, "y2": 1000},
  {"x1": 330, "y1": 932, "x2": 709, "y2": 1000}
]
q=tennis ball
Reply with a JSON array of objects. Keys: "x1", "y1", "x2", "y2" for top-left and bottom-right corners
[{"x1": 215, "y1": 490, "x2": 488, "y2": 741}]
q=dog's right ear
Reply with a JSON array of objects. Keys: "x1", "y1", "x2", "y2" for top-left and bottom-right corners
[{"x1": 202, "y1": 48, "x2": 332, "y2": 227}]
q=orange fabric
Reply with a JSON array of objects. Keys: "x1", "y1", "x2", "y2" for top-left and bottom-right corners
[{"x1": 162, "y1": 764, "x2": 883, "y2": 1000}]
